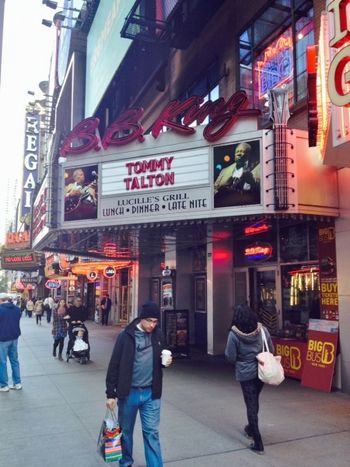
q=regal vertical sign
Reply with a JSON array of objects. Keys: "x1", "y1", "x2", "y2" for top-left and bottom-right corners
[{"x1": 21, "y1": 112, "x2": 40, "y2": 224}]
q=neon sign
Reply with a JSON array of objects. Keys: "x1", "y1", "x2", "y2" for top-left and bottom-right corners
[
  {"x1": 257, "y1": 34, "x2": 293, "y2": 99},
  {"x1": 244, "y1": 223, "x2": 271, "y2": 236},
  {"x1": 59, "y1": 90, "x2": 260, "y2": 157},
  {"x1": 244, "y1": 243, "x2": 273, "y2": 261},
  {"x1": 327, "y1": 0, "x2": 350, "y2": 107}
]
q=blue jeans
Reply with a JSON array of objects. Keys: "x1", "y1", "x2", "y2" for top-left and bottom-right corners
[
  {"x1": 0, "y1": 339, "x2": 21, "y2": 388},
  {"x1": 118, "y1": 387, "x2": 163, "y2": 467}
]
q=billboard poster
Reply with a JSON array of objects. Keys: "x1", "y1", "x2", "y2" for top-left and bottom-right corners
[
  {"x1": 213, "y1": 140, "x2": 261, "y2": 208},
  {"x1": 318, "y1": 222, "x2": 338, "y2": 320},
  {"x1": 64, "y1": 165, "x2": 98, "y2": 221}
]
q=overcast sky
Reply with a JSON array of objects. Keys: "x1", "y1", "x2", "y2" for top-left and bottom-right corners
[{"x1": 0, "y1": 0, "x2": 54, "y2": 240}]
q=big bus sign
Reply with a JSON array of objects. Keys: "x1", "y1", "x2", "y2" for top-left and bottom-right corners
[{"x1": 60, "y1": 91, "x2": 259, "y2": 157}]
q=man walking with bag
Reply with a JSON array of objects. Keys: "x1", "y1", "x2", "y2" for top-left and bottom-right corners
[
  {"x1": 0, "y1": 293, "x2": 22, "y2": 392},
  {"x1": 105, "y1": 301, "x2": 172, "y2": 467}
]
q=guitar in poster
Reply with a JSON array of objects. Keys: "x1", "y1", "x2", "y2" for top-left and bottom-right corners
[{"x1": 64, "y1": 165, "x2": 98, "y2": 221}]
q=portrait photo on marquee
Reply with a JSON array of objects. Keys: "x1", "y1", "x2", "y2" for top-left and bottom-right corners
[
  {"x1": 64, "y1": 165, "x2": 98, "y2": 221},
  {"x1": 213, "y1": 140, "x2": 261, "y2": 208}
]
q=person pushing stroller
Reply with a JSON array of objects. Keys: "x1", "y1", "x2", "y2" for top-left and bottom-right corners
[{"x1": 64, "y1": 297, "x2": 90, "y2": 362}]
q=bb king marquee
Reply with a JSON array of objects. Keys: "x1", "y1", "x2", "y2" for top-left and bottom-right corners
[{"x1": 59, "y1": 90, "x2": 260, "y2": 157}]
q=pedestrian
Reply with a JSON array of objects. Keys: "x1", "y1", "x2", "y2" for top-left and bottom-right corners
[
  {"x1": 52, "y1": 299, "x2": 68, "y2": 361},
  {"x1": 34, "y1": 298, "x2": 44, "y2": 326},
  {"x1": 20, "y1": 297, "x2": 26, "y2": 316},
  {"x1": 0, "y1": 292, "x2": 22, "y2": 392},
  {"x1": 64, "y1": 296, "x2": 89, "y2": 357},
  {"x1": 225, "y1": 304, "x2": 274, "y2": 455},
  {"x1": 44, "y1": 295, "x2": 55, "y2": 323},
  {"x1": 26, "y1": 298, "x2": 34, "y2": 318},
  {"x1": 106, "y1": 300, "x2": 172, "y2": 467},
  {"x1": 101, "y1": 293, "x2": 112, "y2": 325}
]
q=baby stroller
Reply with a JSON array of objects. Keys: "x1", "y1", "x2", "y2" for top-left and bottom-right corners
[{"x1": 66, "y1": 322, "x2": 90, "y2": 364}]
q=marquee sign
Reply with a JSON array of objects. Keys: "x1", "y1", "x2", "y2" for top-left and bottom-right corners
[
  {"x1": 1, "y1": 250, "x2": 37, "y2": 270},
  {"x1": 21, "y1": 112, "x2": 40, "y2": 225},
  {"x1": 60, "y1": 90, "x2": 260, "y2": 157}
]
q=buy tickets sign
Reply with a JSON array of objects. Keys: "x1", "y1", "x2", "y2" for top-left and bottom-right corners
[
  {"x1": 272, "y1": 339, "x2": 307, "y2": 380},
  {"x1": 301, "y1": 330, "x2": 338, "y2": 392}
]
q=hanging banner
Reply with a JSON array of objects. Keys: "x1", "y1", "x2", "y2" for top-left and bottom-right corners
[{"x1": 318, "y1": 222, "x2": 338, "y2": 320}]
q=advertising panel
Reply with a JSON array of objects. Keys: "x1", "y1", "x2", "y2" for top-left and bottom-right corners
[
  {"x1": 64, "y1": 165, "x2": 98, "y2": 221},
  {"x1": 213, "y1": 140, "x2": 261, "y2": 208},
  {"x1": 272, "y1": 338, "x2": 307, "y2": 380},
  {"x1": 32, "y1": 176, "x2": 48, "y2": 245},
  {"x1": 318, "y1": 222, "x2": 338, "y2": 320},
  {"x1": 301, "y1": 328, "x2": 338, "y2": 392},
  {"x1": 85, "y1": 0, "x2": 134, "y2": 117}
]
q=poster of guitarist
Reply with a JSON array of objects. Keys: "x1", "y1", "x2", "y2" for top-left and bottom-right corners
[
  {"x1": 64, "y1": 166, "x2": 98, "y2": 221},
  {"x1": 214, "y1": 141, "x2": 260, "y2": 208}
]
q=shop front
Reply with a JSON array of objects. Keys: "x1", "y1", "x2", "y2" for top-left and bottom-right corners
[{"x1": 31, "y1": 89, "x2": 339, "y2": 375}]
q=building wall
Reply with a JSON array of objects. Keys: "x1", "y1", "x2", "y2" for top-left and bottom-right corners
[{"x1": 335, "y1": 168, "x2": 350, "y2": 393}]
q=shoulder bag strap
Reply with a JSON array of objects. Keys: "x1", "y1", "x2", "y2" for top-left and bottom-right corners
[{"x1": 260, "y1": 327, "x2": 270, "y2": 352}]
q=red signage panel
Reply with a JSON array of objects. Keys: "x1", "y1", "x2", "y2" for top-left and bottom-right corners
[
  {"x1": 301, "y1": 330, "x2": 338, "y2": 392},
  {"x1": 272, "y1": 338, "x2": 307, "y2": 380}
]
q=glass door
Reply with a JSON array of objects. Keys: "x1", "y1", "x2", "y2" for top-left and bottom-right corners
[{"x1": 255, "y1": 267, "x2": 281, "y2": 334}]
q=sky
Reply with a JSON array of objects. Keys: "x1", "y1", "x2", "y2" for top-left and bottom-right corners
[{"x1": 0, "y1": 0, "x2": 55, "y2": 241}]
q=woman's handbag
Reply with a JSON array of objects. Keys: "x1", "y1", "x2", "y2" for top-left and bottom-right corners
[
  {"x1": 256, "y1": 327, "x2": 285, "y2": 386},
  {"x1": 97, "y1": 409, "x2": 123, "y2": 463}
]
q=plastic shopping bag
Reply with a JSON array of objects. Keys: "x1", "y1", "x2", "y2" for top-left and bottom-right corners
[{"x1": 97, "y1": 409, "x2": 123, "y2": 463}]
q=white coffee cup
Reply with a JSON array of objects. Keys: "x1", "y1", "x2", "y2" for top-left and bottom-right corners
[{"x1": 161, "y1": 349, "x2": 172, "y2": 366}]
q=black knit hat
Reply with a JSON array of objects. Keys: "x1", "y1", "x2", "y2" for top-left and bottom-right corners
[{"x1": 139, "y1": 301, "x2": 161, "y2": 320}]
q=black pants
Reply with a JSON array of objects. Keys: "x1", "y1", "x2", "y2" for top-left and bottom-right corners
[
  {"x1": 240, "y1": 378, "x2": 264, "y2": 447},
  {"x1": 53, "y1": 338, "x2": 64, "y2": 356},
  {"x1": 46, "y1": 309, "x2": 52, "y2": 323},
  {"x1": 36, "y1": 314, "x2": 42, "y2": 325},
  {"x1": 101, "y1": 311, "x2": 110, "y2": 325}
]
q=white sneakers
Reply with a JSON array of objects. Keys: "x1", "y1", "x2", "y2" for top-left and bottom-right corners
[
  {"x1": 9, "y1": 383, "x2": 22, "y2": 390},
  {"x1": 0, "y1": 384, "x2": 22, "y2": 391}
]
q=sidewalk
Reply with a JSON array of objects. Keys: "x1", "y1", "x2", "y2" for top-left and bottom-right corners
[{"x1": 1, "y1": 317, "x2": 350, "y2": 467}]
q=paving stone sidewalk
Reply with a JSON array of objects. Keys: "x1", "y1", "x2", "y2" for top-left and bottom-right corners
[{"x1": 1, "y1": 317, "x2": 350, "y2": 467}]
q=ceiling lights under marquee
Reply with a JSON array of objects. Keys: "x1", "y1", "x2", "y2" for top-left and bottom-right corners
[{"x1": 71, "y1": 261, "x2": 132, "y2": 276}]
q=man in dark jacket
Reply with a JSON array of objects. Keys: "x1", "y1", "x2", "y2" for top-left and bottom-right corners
[
  {"x1": 100, "y1": 293, "x2": 112, "y2": 326},
  {"x1": 106, "y1": 301, "x2": 172, "y2": 467},
  {"x1": 0, "y1": 293, "x2": 22, "y2": 392}
]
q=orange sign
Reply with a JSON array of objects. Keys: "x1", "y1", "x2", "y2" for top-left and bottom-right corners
[{"x1": 5, "y1": 231, "x2": 30, "y2": 248}]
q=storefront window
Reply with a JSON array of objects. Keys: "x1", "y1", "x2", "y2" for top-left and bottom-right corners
[
  {"x1": 234, "y1": 221, "x2": 276, "y2": 267},
  {"x1": 180, "y1": 61, "x2": 221, "y2": 126},
  {"x1": 280, "y1": 222, "x2": 308, "y2": 262},
  {"x1": 239, "y1": 0, "x2": 314, "y2": 114},
  {"x1": 281, "y1": 263, "x2": 320, "y2": 338}
]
